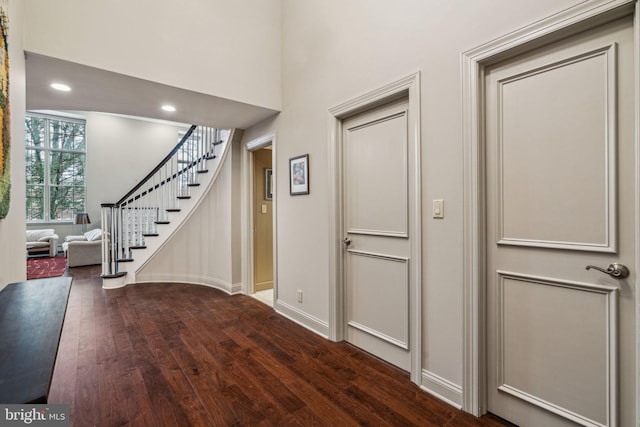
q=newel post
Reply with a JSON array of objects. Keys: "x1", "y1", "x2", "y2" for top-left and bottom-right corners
[{"x1": 100, "y1": 203, "x2": 117, "y2": 277}]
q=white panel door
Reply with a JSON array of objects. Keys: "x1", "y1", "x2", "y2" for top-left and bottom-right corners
[
  {"x1": 485, "y1": 17, "x2": 635, "y2": 427},
  {"x1": 343, "y1": 98, "x2": 411, "y2": 371}
]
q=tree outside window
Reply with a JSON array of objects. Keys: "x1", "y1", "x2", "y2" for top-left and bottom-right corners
[{"x1": 25, "y1": 114, "x2": 86, "y2": 222}]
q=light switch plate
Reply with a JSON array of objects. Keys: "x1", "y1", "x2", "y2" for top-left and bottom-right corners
[
  {"x1": 433, "y1": 199, "x2": 444, "y2": 219},
  {"x1": 261, "y1": 204, "x2": 267, "y2": 214}
]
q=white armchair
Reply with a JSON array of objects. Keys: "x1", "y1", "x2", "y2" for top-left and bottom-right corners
[
  {"x1": 26, "y1": 229, "x2": 59, "y2": 257},
  {"x1": 62, "y1": 228, "x2": 103, "y2": 267}
]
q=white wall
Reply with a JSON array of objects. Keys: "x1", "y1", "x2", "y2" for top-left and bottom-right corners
[
  {"x1": 0, "y1": 0, "x2": 26, "y2": 288},
  {"x1": 242, "y1": 0, "x2": 584, "y2": 399},
  {"x1": 23, "y1": 0, "x2": 282, "y2": 111},
  {"x1": 85, "y1": 113, "x2": 189, "y2": 223}
]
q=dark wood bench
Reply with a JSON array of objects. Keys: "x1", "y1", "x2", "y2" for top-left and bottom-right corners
[{"x1": 0, "y1": 277, "x2": 72, "y2": 403}]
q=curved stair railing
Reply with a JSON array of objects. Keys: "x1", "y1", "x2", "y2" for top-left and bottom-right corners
[{"x1": 101, "y1": 125, "x2": 229, "y2": 280}]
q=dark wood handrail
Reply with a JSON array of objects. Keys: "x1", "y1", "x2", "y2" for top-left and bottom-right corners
[
  {"x1": 119, "y1": 157, "x2": 201, "y2": 206},
  {"x1": 116, "y1": 125, "x2": 197, "y2": 206}
]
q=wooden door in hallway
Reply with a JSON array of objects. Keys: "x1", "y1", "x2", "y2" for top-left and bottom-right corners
[
  {"x1": 253, "y1": 148, "x2": 273, "y2": 292},
  {"x1": 485, "y1": 16, "x2": 636, "y2": 426},
  {"x1": 342, "y1": 98, "x2": 411, "y2": 371}
]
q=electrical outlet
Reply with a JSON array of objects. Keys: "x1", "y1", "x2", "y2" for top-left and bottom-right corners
[{"x1": 297, "y1": 290, "x2": 303, "y2": 303}]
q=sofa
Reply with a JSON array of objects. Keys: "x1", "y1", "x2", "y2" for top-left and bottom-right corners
[
  {"x1": 26, "y1": 229, "x2": 59, "y2": 257},
  {"x1": 62, "y1": 228, "x2": 103, "y2": 267}
]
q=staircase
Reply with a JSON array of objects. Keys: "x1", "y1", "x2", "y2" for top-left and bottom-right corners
[{"x1": 100, "y1": 125, "x2": 234, "y2": 289}]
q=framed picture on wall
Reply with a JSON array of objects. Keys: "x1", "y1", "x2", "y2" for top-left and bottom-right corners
[
  {"x1": 289, "y1": 154, "x2": 309, "y2": 195},
  {"x1": 265, "y1": 168, "x2": 273, "y2": 200}
]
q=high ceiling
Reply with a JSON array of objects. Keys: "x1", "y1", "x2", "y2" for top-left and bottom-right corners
[{"x1": 25, "y1": 53, "x2": 279, "y2": 130}]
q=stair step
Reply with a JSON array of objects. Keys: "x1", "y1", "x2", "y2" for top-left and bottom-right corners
[
  {"x1": 197, "y1": 169, "x2": 208, "y2": 174},
  {"x1": 101, "y1": 271, "x2": 127, "y2": 279},
  {"x1": 166, "y1": 208, "x2": 181, "y2": 212},
  {"x1": 177, "y1": 196, "x2": 191, "y2": 200},
  {"x1": 130, "y1": 245, "x2": 147, "y2": 250},
  {"x1": 187, "y1": 183, "x2": 200, "y2": 187},
  {"x1": 155, "y1": 221, "x2": 170, "y2": 225},
  {"x1": 142, "y1": 233, "x2": 159, "y2": 237},
  {"x1": 205, "y1": 155, "x2": 217, "y2": 160},
  {"x1": 117, "y1": 258, "x2": 134, "y2": 263}
]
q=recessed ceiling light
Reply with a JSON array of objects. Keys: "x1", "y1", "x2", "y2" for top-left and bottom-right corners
[
  {"x1": 161, "y1": 105, "x2": 176, "y2": 112},
  {"x1": 50, "y1": 83, "x2": 71, "y2": 92}
]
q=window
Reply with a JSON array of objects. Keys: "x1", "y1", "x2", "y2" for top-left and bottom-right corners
[{"x1": 25, "y1": 113, "x2": 86, "y2": 222}]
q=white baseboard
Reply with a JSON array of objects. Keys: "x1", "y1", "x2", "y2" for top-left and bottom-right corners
[
  {"x1": 134, "y1": 273, "x2": 239, "y2": 295},
  {"x1": 275, "y1": 299, "x2": 329, "y2": 338},
  {"x1": 230, "y1": 282, "x2": 243, "y2": 294},
  {"x1": 420, "y1": 370, "x2": 463, "y2": 409}
]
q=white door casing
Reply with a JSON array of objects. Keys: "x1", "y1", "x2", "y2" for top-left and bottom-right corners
[
  {"x1": 462, "y1": 0, "x2": 639, "y2": 425},
  {"x1": 328, "y1": 72, "x2": 422, "y2": 384},
  {"x1": 243, "y1": 134, "x2": 278, "y2": 300}
]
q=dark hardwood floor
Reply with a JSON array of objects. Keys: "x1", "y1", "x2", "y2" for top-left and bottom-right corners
[{"x1": 50, "y1": 265, "x2": 514, "y2": 426}]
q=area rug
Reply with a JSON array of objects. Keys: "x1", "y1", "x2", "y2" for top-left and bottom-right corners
[{"x1": 26, "y1": 256, "x2": 66, "y2": 280}]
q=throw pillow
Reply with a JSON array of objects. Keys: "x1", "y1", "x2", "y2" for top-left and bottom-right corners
[{"x1": 84, "y1": 229, "x2": 102, "y2": 242}]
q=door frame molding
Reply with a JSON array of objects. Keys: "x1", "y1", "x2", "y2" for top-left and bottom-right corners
[
  {"x1": 242, "y1": 133, "x2": 278, "y2": 303},
  {"x1": 461, "y1": 0, "x2": 639, "y2": 418},
  {"x1": 328, "y1": 72, "x2": 422, "y2": 384}
]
